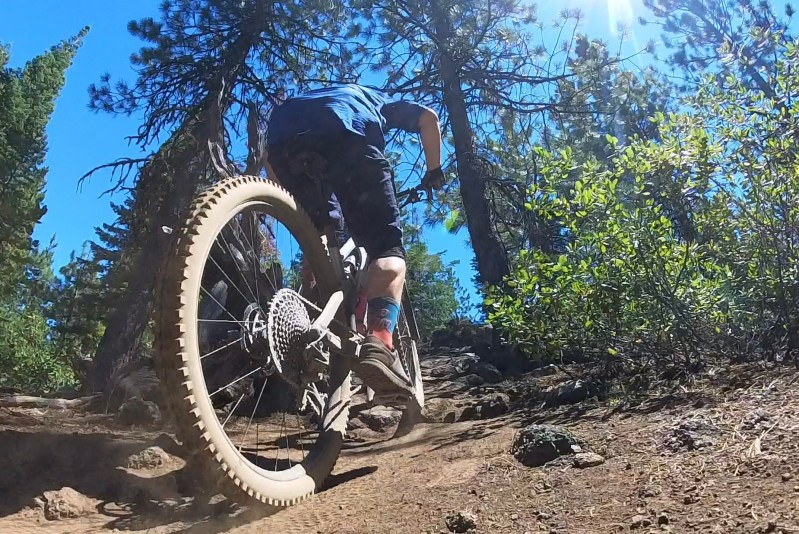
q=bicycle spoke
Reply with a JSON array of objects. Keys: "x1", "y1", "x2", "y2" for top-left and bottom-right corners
[
  {"x1": 208, "y1": 248, "x2": 258, "y2": 312},
  {"x1": 222, "y1": 393, "x2": 246, "y2": 429},
  {"x1": 209, "y1": 367, "x2": 261, "y2": 398},
  {"x1": 201, "y1": 336, "x2": 244, "y2": 360},
  {"x1": 219, "y1": 230, "x2": 260, "y2": 305},
  {"x1": 238, "y1": 372, "x2": 270, "y2": 452},
  {"x1": 199, "y1": 285, "x2": 242, "y2": 324}
]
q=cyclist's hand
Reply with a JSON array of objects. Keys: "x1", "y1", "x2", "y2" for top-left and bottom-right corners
[{"x1": 421, "y1": 167, "x2": 446, "y2": 193}]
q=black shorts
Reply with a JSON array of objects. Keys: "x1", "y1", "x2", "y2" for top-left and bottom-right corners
[{"x1": 267, "y1": 132, "x2": 405, "y2": 260}]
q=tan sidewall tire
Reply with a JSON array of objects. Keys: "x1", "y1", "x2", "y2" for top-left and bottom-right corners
[
  {"x1": 156, "y1": 175, "x2": 347, "y2": 506},
  {"x1": 394, "y1": 309, "x2": 424, "y2": 436}
]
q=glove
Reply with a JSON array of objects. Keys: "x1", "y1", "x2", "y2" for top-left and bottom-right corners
[{"x1": 421, "y1": 167, "x2": 446, "y2": 192}]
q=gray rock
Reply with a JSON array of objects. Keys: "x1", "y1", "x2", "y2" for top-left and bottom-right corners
[
  {"x1": 357, "y1": 406, "x2": 402, "y2": 431},
  {"x1": 544, "y1": 379, "x2": 589, "y2": 406},
  {"x1": 446, "y1": 510, "x2": 477, "y2": 533},
  {"x1": 512, "y1": 424, "x2": 579, "y2": 467},
  {"x1": 422, "y1": 398, "x2": 460, "y2": 423},
  {"x1": 573, "y1": 452, "x2": 605, "y2": 468},
  {"x1": 459, "y1": 393, "x2": 510, "y2": 421},
  {"x1": 471, "y1": 362, "x2": 503, "y2": 384},
  {"x1": 462, "y1": 374, "x2": 485, "y2": 387},
  {"x1": 664, "y1": 419, "x2": 716, "y2": 451},
  {"x1": 118, "y1": 396, "x2": 161, "y2": 426},
  {"x1": 453, "y1": 355, "x2": 479, "y2": 376},
  {"x1": 127, "y1": 446, "x2": 171, "y2": 469},
  {"x1": 116, "y1": 365, "x2": 161, "y2": 404},
  {"x1": 630, "y1": 515, "x2": 651, "y2": 529},
  {"x1": 475, "y1": 324, "x2": 494, "y2": 346},
  {"x1": 40, "y1": 487, "x2": 95, "y2": 521}
]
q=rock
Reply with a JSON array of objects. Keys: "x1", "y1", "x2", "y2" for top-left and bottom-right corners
[
  {"x1": 445, "y1": 510, "x2": 477, "y2": 533},
  {"x1": 475, "y1": 324, "x2": 494, "y2": 346},
  {"x1": 471, "y1": 362, "x2": 503, "y2": 384},
  {"x1": 573, "y1": 452, "x2": 605, "y2": 468},
  {"x1": 422, "y1": 398, "x2": 460, "y2": 423},
  {"x1": 347, "y1": 417, "x2": 367, "y2": 431},
  {"x1": 782, "y1": 473, "x2": 793, "y2": 482},
  {"x1": 127, "y1": 446, "x2": 171, "y2": 470},
  {"x1": 742, "y1": 410, "x2": 771, "y2": 431},
  {"x1": 462, "y1": 374, "x2": 485, "y2": 387},
  {"x1": 430, "y1": 365, "x2": 453, "y2": 379},
  {"x1": 630, "y1": 515, "x2": 651, "y2": 529},
  {"x1": 664, "y1": 420, "x2": 716, "y2": 451},
  {"x1": 453, "y1": 354, "x2": 480, "y2": 376},
  {"x1": 477, "y1": 343, "x2": 534, "y2": 374},
  {"x1": 512, "y1": 425, "x2": 579, "y2": 467},
  {"x1": 458, "y1": 393, "x2": 510, "y2": 421},
  {"x1": 118, "y1": 396, "x2": 161, "y2": 426},
  {"x1": 357, "y1": 406, "x2": 402, "y2": 432},
  {"x1": 544, "y1": 380, "x2": 590, "y2": 406},
  {"x1": 116, "y1": 365, "x2": 161, "y2": 405},
  {"x1": 40, "y1": 487, "x2": 95, "y2": 520},
  {"x1": 658, "y1": 513, "x2": 669, "y2": 526}
]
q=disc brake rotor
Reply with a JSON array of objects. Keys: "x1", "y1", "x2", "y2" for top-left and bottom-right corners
[{"x1": 241, "y1": 302, "x2": 267, "y2": 352}]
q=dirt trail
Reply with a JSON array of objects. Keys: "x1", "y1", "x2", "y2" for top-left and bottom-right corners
[{"x1": 2, "y1": 356, "x2": 799, "y2": 533}]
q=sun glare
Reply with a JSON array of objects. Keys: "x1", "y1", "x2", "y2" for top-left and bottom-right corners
[{"x1": 607, "y1": 0, "x2": 636, "y2": 35}]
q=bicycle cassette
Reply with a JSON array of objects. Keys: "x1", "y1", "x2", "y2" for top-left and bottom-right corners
[{"x1": 266, "y1": 288, "x2": 312, "y2": 385}]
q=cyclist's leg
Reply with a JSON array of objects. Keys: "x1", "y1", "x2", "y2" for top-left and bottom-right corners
[
  {"x1": 267, "y1": 137, "x2": 342, "y2": 301},
  {"x1": 326, "y1": 140, "x2": 412, "y2": 393},
  {"x1": 267, "y1": 137, "x2": 343, "y2": 233}
]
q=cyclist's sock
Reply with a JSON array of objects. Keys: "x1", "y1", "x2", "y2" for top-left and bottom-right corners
[{"x1": 366, "y1": 296, "x2": 400, "y2": 349}]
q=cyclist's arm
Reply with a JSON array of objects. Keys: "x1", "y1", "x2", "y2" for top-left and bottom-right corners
[
  {"x1": 418, "y1": 108, "x2": 442, "y2": 173},
  {"x1": 382, "y1": 101, "x2": 442, "y2": 172}
]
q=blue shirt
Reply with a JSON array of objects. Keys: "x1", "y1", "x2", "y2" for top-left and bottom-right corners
[{"x1": 266, "y1": 84, "x2": 432, "y2": 148}]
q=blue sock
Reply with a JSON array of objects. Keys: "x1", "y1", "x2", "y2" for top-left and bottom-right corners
[{"x1": 367, "y1": 296, "x2": 400, "y2": 345}]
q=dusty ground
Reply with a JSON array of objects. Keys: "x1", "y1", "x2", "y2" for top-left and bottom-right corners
[{"x1": 2, "y1": 355, "x2": 799, "y2": 533}]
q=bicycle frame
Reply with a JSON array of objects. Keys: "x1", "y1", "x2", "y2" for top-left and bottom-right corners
[{"x1": 303, "y1": 230, "x2": 420, "y2": 373}]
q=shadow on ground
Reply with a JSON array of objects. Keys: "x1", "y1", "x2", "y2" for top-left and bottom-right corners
[{"x1": 0, "y1": 429, "x2": 378, "y2": 532}]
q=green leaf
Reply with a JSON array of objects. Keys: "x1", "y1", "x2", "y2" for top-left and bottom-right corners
[{"x1": 444, "y1": 210, "x2": 460, "y2": 233}]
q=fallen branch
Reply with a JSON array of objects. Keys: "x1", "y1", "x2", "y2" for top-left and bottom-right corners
[{"x1": 0, "y1": 395, "x2": 100, "y2": 410}]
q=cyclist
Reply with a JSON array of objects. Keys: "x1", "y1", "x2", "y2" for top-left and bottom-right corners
[{"x1": 265, "y1": 83, "x2": 444, "y2": 397}]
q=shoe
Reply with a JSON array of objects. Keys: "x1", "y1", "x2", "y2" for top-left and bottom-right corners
[{"x1": 356, "y1": 335, "x2": 414, "y2": 396}]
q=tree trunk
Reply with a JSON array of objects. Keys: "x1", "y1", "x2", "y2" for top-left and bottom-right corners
[
  {"x1": 429, "y1": 0, "x2": 510, "y2": 288},
  {"x1": 90, "y1": 26, "x2": 264, "y2": 393},
  {"x1": 90, "y1": 134, "x2": 207, "y2": 392}
]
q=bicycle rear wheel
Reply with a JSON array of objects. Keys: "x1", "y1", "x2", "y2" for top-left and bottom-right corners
[{"x1": 155, "y1": 176, "x2": 351, "y2": 506}]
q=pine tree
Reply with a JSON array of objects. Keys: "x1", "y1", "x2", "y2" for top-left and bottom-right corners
[
  {"x1": 0, "y1": 31, "x2": 86, "y2": 391},
  {"x1": 47, "y1": 247, "x2": 105, "y2": 383},
  {"x1": 85, "y1": 0, "x2": 363, "y2": 391},
  {"x1": 641, "y1": 0, "x2": 792, "y2": 94},
  {"x1": 0, "y1": 30, "x2": 86, "y2": 302},
  {"x1": 357, "y1": 1, "x2": 611, "y2": 288}
]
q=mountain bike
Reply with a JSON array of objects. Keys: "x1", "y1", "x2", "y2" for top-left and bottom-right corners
[{"x1": 155, "y1": 175, "x2": 427, "y2": 507}]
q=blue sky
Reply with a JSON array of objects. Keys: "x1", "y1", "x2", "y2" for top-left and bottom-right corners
[{"x1": 2, "y1": 0, "x2": 650, "y2": 307}]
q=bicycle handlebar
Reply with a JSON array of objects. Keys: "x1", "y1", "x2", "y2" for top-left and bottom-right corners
[{"x1": 396, "y1": 185, "x2": 430, "y2": 208}]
